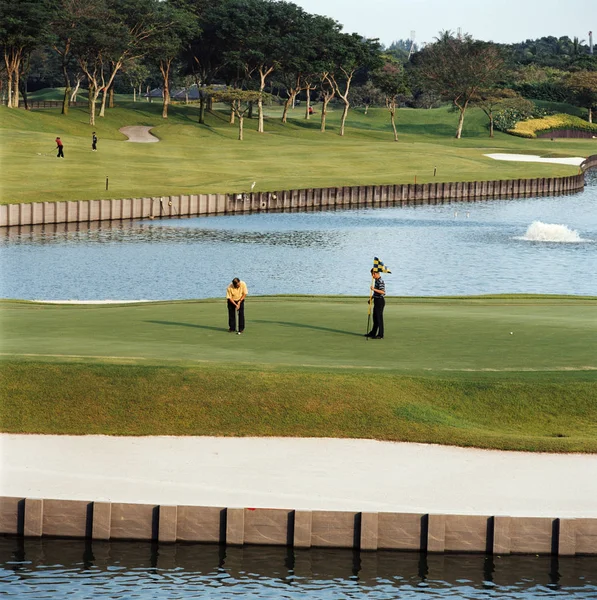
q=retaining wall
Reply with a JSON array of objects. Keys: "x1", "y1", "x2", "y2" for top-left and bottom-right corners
[
  {"x1": 1, "y1": 497, "x2": 596, "y2": 555},
  {"x1": 0, "y1": 171, "x2": 589, "y2": 228}
]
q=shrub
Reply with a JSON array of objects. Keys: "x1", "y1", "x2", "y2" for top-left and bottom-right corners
[{"x1": 506, "y1": 113, "x2": 597, "y2": 138}]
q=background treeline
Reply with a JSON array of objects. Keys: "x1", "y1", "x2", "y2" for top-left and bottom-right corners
[{"x1": 1, "y1": 0, "x2": 596, "y2": 139}]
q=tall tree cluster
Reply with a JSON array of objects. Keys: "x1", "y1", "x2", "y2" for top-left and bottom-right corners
[{"x1": 1, "y1": 0, "x2": 596, "y2": 139}]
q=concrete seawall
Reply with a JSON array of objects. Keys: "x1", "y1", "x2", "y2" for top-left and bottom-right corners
[
  {"x1": 2, "y1": 154, "x2": 596, "y2": 228},
  {"x1": 1, "y1": 496, "x2": 596, "y2": 555}
]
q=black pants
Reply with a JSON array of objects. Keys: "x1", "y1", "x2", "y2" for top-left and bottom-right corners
[
  {"x1": 227, "y1": 299, "x2": 245, "y2": 332},
  {"x1": 369, "y1": 296, "x2": 385, "y2": 338},
  {"x1": 57, "y1": 146, "x2": 64, "y2": 158}
]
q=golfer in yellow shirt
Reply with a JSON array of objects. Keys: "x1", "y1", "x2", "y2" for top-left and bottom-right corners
[{"x1": 226, "y1": 277, "x2": 248, "y2": 334}]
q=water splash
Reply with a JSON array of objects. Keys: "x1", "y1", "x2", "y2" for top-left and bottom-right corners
[{"x1": 516, "y1": 221, "x2": 591, "y2": 243}]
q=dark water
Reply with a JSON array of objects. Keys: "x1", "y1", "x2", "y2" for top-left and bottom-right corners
[
  {"x1": 1, "y1": 175, "x2": 596, "y2": 300},
  {"x1": 1, "y1": 538, "x2": 596, "y2": 599}
]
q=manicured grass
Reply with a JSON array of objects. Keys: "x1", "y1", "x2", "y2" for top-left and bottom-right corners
[
  {"x1": 1, "y1": 100, "x2": 595, "y2": 204},
  {"x1": 1, "y1": 297, "x2": 596, "y2": 451}
]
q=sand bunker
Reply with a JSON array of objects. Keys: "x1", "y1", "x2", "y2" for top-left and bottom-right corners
[
  {"x1": 34, "y1": 300, "x2": 149, "y2": 304},
  {"x1": 2, "y1": 435, "x2": 596, "y2": 517},
  {"x1": 119, "y1": 126, "x2": 159, "y2": 143},
  {"x1": 485, "y1": 153, "x2": 584, "y2": 166}
]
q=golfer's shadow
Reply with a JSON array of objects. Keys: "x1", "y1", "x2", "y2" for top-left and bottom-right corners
[
  {"x1": 253, "y1": 319, "x2": 362, "y2": 337},
  {"x1": 145, "y1": 320, "x2": 227, "y2": 332}
]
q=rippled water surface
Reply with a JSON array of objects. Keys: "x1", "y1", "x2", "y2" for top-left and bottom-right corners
[
  {"x1": 1, "y1": 538, "x2": 596, "y2": 599},
  {"x1": 1, "y1": 175, "x2": 596, "y2": 300}
]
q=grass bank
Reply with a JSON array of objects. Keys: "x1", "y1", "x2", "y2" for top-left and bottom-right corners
[
  {"x1": 1, "y1": 100, "x2": 594, "y2": 204},
  {"x1": 1, "y1": 296, "x2": 596, "y2": 451}
]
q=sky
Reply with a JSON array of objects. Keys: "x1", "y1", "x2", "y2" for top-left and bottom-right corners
[{"x1": 292, "y1": 0, "x2": 594, "y2": 47}]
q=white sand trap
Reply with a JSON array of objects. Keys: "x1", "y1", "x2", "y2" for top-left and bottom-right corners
[
  {"x1": 119, "y1": 126, "x2": 159, "y2": 143},
  {"x1": 2, "y1": 435, "x2": 596, "y2": 517},
  {"x1": 33, "y1": 300, "x2": 149, "y2": 304},
  {"x1": 485, "y1": 153, "x2": 584, "y2": 166}
]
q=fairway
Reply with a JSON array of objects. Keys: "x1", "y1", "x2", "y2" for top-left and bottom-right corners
[
  {"x1": 1, "y1": 296, "x2": 596, "y2": 452},
  {"x1": 1, "y1": 102, "x2": 593, "y2": 205}
]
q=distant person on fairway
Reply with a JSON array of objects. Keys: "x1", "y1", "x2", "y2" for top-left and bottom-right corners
[
  {"x1": 55, "y1": 137, "x2": 64, "y2": 158},
  {"x1": 365, "y1": 269, "x2": 385, "y2": 339},
  {"x1": 226, "y1": 277, "x2": 247, "y2": 334},
  {"x1": 92, "y1": 132, "x2": 98, "y2": 151}
]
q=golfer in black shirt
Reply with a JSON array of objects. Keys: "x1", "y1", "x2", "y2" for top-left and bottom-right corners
[{"x1": 366, "y1": 269, "x2": 385, "y2": 339}]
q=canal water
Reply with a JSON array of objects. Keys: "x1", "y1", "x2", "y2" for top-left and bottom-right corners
[
  {"x1": 1, "y1": 538, "x2": 596, "y2": 599},
  {"x1": 1, "y1": 173, "x2": 596, "y2": 300}
]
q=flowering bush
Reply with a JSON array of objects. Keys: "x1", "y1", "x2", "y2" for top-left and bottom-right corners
[
  {"x1": 506, "y1": 113, "x2": 597, "y2": 138},
  {"x1": 493, "y1": 106, "x2": 552, "y2": 133}
]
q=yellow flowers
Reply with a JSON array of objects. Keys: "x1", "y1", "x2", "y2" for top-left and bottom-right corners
[{"x1": 508, "y1": 114, "x2": 597, "y2": 138}]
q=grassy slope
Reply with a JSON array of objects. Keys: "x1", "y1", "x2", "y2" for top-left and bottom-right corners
[
  {"x1": 1, "y1": 297, "x2": 596, "y2": 451},
  {"x1": 1, "y1": 100, "x2": 595, "y2": 204}
]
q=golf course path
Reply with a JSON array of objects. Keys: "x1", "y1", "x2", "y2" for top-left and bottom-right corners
[
  {"x1": 2, "y1": 435, "x2": 596, "y2": 517},
  {"x1": 119, "y1": 126, "x2": 159, "y2": 143}
]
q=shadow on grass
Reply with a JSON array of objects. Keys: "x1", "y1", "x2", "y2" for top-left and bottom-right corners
[
  {"x1": 253, "y1": 319, "x2": 363, "y2": 337},
  {"x1": 146, "y1": 320, "x2": 227, "y2": 333}
]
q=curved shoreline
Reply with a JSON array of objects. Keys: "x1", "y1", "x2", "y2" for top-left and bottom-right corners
[{"x1": 2, "y1": 152, "x2": 596, "y2": 228}]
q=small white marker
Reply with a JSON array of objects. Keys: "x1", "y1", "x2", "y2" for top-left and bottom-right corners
[{"x1": 510, "y1": 332, "x2": 513, "y2": 335}]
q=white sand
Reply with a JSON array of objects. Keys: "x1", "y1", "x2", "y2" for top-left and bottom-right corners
[
  {"x1": 485, "y1": 153, "x2": 585, "y2": 166},
  {"x1": 1, "y1": 435, "x2": 596, "y2": 517},
  {"x1": 119, "y1": 126, "x2": 159, "y2": 143},
  {"x1": 33, "y1": 300, "x2": 149, "y2": 304}
]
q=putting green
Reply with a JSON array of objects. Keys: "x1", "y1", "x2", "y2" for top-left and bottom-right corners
[
  {"x1": 2, "y1": 297, "x2": 596, "y2": 451},
  {"x1": 1, "y1": 297, "x2": 595, "y2": 373}
]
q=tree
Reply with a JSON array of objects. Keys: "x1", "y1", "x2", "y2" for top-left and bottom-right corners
[
  {"x1": 0, "y1": 0, "x2": 54, "y2": 108},
  {"x1": 372, "y1": 59, "x2": 408, "y2": 141},
  {"x1": 50, "y1": 0, "x2": 103, "y2": 115},
  {"x1": 211, "y1": 88, "x2": 264, "y2": 140},
  {"x1": 470, "y1": 88, "x2": 533, "y2": 137},
  {"x1": 349, "y1": 80, "x2": 383, "y2": 114},
  {"x1": 413, "y1": 32, "x2": 505, "y2": 138},
  {"x1": 181, "y1": 0, "x2": 227, "y2": 124},
  {"x1": 327, "y1": 33, "x2": 382, "y2": 136},
  {"x1": 565, "y1": 71, "x2": 597, "y2": 123},
  {"x1": 144, "y1": 2, "x2": 199, "y2": 118}
]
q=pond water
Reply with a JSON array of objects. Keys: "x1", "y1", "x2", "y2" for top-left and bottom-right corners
[
  {"x1": 1, "y1": 174, "x2": 596, "y2": 300},
  {"x1": 1, "y1": 538, "x2": 596, "y2": 599}
]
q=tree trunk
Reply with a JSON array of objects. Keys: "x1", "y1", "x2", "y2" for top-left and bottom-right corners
[
  {"x1": 230, "y1": 103, "x2": 235, "y2": 124},
  {"x1": 257, "y1": 66, "x2": 274, "y2": 133},
  {"x1": 199, "y1": 96, "x2": 205, "y2": 124},
  {"x1": 248, "y1": 101, "x2": 253, "y2": 119},
  {"x1": 589, "y1": 107, "x2": 593, "y2": 123},
  {"x1": 6, "y1": 71, "x2": 13, "y2": 108},
  {"x1": 238, "y1": 114, "x2": 244, "y2": 140},
  {"x1": 61, "y1": 65, "x2": 71, "y2": 115},
  {"x1": 109, "y1": 85, "x2": 115, "y2": 108},
  {"x1": 99, "y1": 87, "x2": 108, "y2": 117},
  {"x1": 160, "y1": 59, "x2": 172, "y2": 119},
  {"x1": 19, "y1": 78, "x2": 29, "y2": 110},
  {"x1": 390, "y1": 107, "x2": 398, "y2": 141},
  {"x1": 455, "y1": 104, "x2": 467, "y2": 139},
  {"x1": 321, "y1": 97, "x2": 331, "y2": 132},
  {"x1": 339, "y1": 100, "x2": 349, "y2": 136},
  {"x1": 132, "y1": 86, "x2": 136, "y2": 102},
  {"x1": 305, "y1": 84, "x2": 312, "y2": 119},
  {"x1": 13, "y1": 63, "x2": 20, "y2": 108},
  {"x1": 489, "y1": 114, "x2": 494, "y2": 138},
  {"x1": 70, "y1": 78, "x2": 80, "y2": 103},
  {"x1": 147, "y1": 85, "x2": 151, "y2": 102},
  {"x1": 364, "y1": 104, "x2": 369, "y2": 115},
  {"x1": 282, "y1": 92, "x2": 296, "y2": 123},
  {"x1": 88, "y1": 85, "x2": 97, "y2": 126}
]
